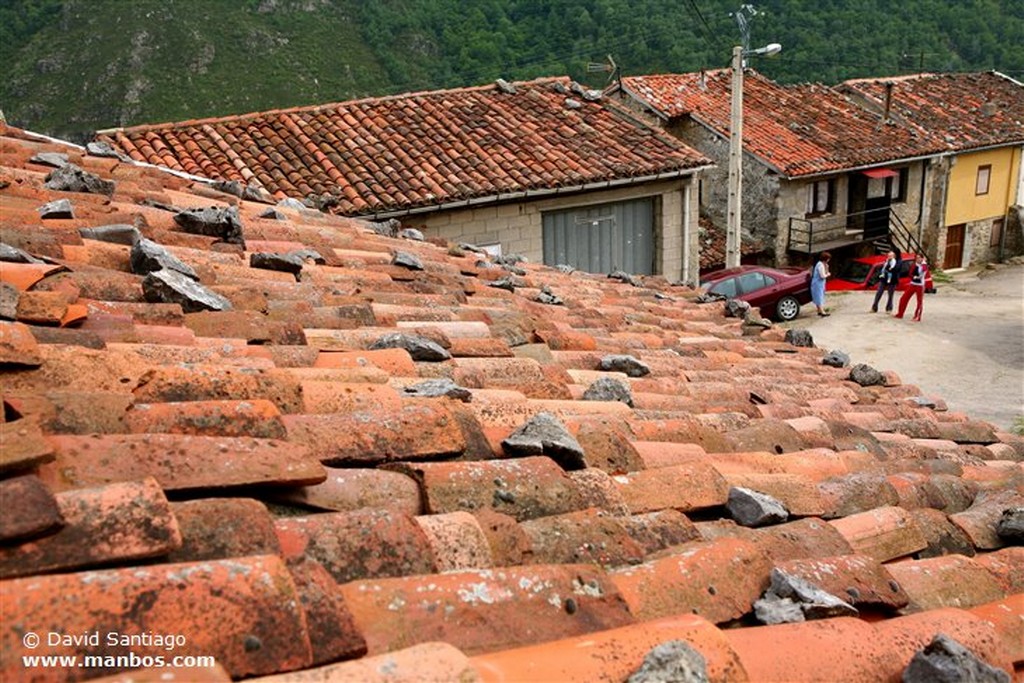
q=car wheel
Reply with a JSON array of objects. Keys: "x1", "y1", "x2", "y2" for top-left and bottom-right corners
[{"x1": 776, "y1": 296, "x2": 800, "y2": 321}]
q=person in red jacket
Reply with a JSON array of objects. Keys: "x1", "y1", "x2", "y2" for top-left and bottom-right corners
[{"x1": 895, "y1": 254, "x2": 929, "y2": 321}]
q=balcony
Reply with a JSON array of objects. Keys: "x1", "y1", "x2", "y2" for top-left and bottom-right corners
[{"x1": 788, "y1": 207, "x2": 922, "y2": 256}]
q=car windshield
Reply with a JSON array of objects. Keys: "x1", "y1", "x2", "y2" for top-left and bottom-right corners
[{"x1": 836, "y1": 260, "x2": 873, "y2": 283}]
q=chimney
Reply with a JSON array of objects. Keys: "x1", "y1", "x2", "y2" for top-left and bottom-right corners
[
  {"x1": 882, "y1": 82, "x2": 894, "y2": 123},
  {"x1": 981, "y1": 101, "x2": 997, "y2": 116}
]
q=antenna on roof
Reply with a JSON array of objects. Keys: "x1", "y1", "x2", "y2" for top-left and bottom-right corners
[{"x1": 587, "y1": 54, "x2": 620, "y2": 88}]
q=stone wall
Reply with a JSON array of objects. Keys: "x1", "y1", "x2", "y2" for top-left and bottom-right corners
[{"x1": 669, "y1": 120, "x2": 778, "y2": 260}]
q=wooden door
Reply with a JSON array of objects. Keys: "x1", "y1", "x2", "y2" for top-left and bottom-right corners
[{"x1": 943, "y1": 224, "x2": 965, "y2": 269}]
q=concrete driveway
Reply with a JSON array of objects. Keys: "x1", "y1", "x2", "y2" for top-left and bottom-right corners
[{"x1": 787, "y1": 261, "x2": 1024, "y2": 432}]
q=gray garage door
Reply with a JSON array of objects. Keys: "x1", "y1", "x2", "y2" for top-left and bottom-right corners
[{"x1": 542, "y1": 197, "x2": 655, "y2": 275}]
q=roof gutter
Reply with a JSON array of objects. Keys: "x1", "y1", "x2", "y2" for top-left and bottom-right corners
[
  {"x1": 788, "y1": 139, "x2": 1024, "y2": 181},
  {"x1": 362, "y1": 165, "x2": 714, "y2": 220}
]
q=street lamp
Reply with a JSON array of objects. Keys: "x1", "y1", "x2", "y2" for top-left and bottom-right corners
[{"x1": 726, "y1": 42, "x2": 781, "y2": 269}]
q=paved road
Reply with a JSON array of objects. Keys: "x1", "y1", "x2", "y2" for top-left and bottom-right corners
[{"x1": 788, "y1": 262, "x2": 1024, "y2": 432}]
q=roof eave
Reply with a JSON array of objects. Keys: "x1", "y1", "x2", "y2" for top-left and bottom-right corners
[{"x1": 358, "y1": 165, "x2": 714, "y2": 221}]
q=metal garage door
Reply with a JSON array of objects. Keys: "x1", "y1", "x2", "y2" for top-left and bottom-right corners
[{"x1": 542, "y1": 198, "x2": 655, "y2": 275}]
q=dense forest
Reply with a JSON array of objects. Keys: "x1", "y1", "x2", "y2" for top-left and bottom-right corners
[{"x1": 2, "y1": 0, "x2": 1023, "y2": 142}]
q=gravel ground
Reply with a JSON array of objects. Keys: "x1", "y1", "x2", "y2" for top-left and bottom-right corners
[{"x1": 784, "y1": 261, "x2": 1024, "y2": 432}]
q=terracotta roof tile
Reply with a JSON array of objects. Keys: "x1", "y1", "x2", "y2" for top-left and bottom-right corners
[
  {"x1": 0, "y1": 477, "x2": 180, "y2": 579},
  {"x1": 828, "y1": 505, "x2": 928, "y2": 561},
  {"x1": 274, "y1": 466, "x2": 422, "y2": 515},
  {"x1": 611, "y1": 537, "x2": 772, "y2": 623},
  {"x1": 968, "y1": 596, "x2": 1024, "y2": 666},
  {"x1": 973, "y1": 547, "x2": 1024, "y2": 594},
  {"x1": 0, "y1": 554, "x2": 312, "y2": 679},
  {"x1": 394, "y1": 456, "x2": 586, "y2": 521},
  {"x1": 167, "y1": 497, "x2": 280, "y2": 562},
  {"x1": 275, "y1": 509, "x2": 435, "y2": 584},
  {"x1": 38, "y1": 433, "x2": 325, "y2": 493},
  {"x1": 887, "y1": 554, "x2": 1006, "y2": 612},
  {"x1": 415, "y1": 511, "x2": 494, "y2": 571},
  {"x1": 0, "y1": 474, "x2": 63, "y2": 542},
  {"x1": 0, "y1": 418, "x2": 54, "y2": 472},
  {"x1": 89, "y1": 664, "x2": 232, "y2": 682},
  {"x1": 247, "y1": 642, "x2": 474, "y2": 683},
  {"x1": 124, "y1": 399, "x2": 287, "y2": 438},
  {"x1": 282, "y1": 400, "x2": 467, "y2": 465},
  {"x1": 0, "y1": 320, "x2": 43, "y2": 366},
  {"x1": 613, "y1": 462, "x2": 730, "y2": 514},
  {"x1": 775, "y1": 553, "x2": 910, "y2": 611},
  {"x1": 284, "y1": 558, "x2": 368, "y2": 667},
  {"x1": 471, "y1": 614, "x2": 747, "y2": 683},
  {"x1": 870, "y1": 607, "x2": 1016, "y2": 675},
  {"x1": 339, "y1": 565, "x2": 635, "y2": 656},
  {"x1": 950, "y1": 489, "x2": 1024, "y2": 550}
]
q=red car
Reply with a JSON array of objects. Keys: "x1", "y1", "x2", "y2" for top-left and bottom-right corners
[
  {"x1": 700, "y1": 265, "x2": 812, "y2": 322},
  {"x1": 831, "y1": 253, "x2": 936, "y2": 293}
]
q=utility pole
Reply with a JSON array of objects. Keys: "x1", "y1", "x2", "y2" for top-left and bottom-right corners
[{"x1": 726, "y1": 45, "x2": 744, "y2": 269}]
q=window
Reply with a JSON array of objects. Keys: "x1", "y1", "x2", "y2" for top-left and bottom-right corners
[
  {"x1": 736, "y1": 271, "x2": 775, "y2": 294},
  {"x1": 709, "y1": 277, "x2": 738, "y2": 298},
  {"x1": 991, "y1": 218, "x2": 1004, "y2": 248},
  {"x1": 976, "y1": 165, "x2": 991, "y2": 195},
  {"x1": 806, "y1": 180, "x2": 834, "y2": 215},
  {"x1": 889, "y1": 168, "x2": 909, "y2": 202}
]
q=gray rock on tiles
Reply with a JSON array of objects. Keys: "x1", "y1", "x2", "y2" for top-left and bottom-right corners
[
  {"x1": 403, "y1": 379, "x2": 472, "y2": 402},
  {"x1": 142, "y1": 269, "x2": 232, "y2": 313},
  {"x1": 173, "y1": 205, "x2": 245, "y2": 246},
  {"x1": 44, "y1": 163, "x2": 115, "y2": 195},
  {"x1": 599, "y1": 354, "x2": 650, "y2": 378},
  {"x1": 627, "y1": 640, "x2": 709, "y2": 683},
  {"x1": 902, "y1": 633, "x2": 1010, "y2": 683},
  {"x1": 754, "y1": 568, "x2": 858, "y2": 625},
  {"x1": 502, "y1": 412, "x2": 586, "y2": 471},
  {"x1": 131, "y1": 238, "x2": 199, "y2": 280},
  {"x1": 785, "y1": 328, "x2": 814, "y2": 348},
  {"x1": 583, "y1": 377, "x2": 634, "y2": 407},
  {"x1": 728, "y1": 487, "x2": 789, "y2": 528},
  {"x1": 79, "y1": 224, "x2": 142, "y2": 246},
  {"x1": 369, "y1": 333, "x2": 451, "y2": 362},
  {"x1": 392, "y1": 250, "x2": 424, "y2": 270},
  {"x1": 823, "y1": 350, "x2": 851, "y2": 368},
  {"x1": 849, "y1": 363, "x2": 885, "y2": 387},
  {"x1": 37, "y1": 199, "x2": 74, "y2": 219}
]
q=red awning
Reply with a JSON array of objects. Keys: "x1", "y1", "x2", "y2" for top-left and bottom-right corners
[{"x1": 863, "y1": 168, "x2": 898, "y2": 178}]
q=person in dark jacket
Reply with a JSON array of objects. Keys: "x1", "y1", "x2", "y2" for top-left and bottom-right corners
[
  {"x1": 895, "y1": 254, "x2": 929, "y2": 321},
  {"x1": 871, "y1": 251, "x2": 901, "y2": 313}
]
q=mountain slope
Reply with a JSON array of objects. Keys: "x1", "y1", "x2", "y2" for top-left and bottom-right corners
[{"x1": 2, "y1": 0, "x2": 1022, "y2": 142}]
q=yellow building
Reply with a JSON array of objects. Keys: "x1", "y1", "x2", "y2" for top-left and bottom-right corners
[{"x1": 943, "y1": 146, "x2": 1022, "y2": 268}]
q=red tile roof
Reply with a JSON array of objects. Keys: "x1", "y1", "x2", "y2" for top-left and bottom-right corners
[
  {"x1": 840, "y1": 71, "x2": 1024, "y2": 151},
  {"x1": 1, "y1": 122, "x2": 1022, "y2": 682},
  {"x1": 95, "y1": 78, "x2": 711, "y2": 217},
  {"x1": 620, "y1": 70, "x2": 1022, "y2": 177}
]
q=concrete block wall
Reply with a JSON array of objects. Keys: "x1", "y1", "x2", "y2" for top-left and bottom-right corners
[{"x1": 413, "y1": 178, "x2": 699, "y2": 280}]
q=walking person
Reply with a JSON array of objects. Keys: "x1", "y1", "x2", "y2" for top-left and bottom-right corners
[
  {"x1": 871, "y1": 251, "x2": 901, "y2": 313},
  {"x1": 895, "y1": 254, "x2": 928, "y2": 321},
  {"x1": 811, "y1": 251, "x2": 832, "y2": 316}
]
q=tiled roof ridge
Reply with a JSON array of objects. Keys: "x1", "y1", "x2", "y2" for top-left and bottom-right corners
[{"x1": 95, "y1": 76, "x2": 575, "y2": 136}]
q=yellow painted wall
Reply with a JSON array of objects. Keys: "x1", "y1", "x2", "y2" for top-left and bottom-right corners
[{"x1": 945, "y1": 147, "x2": 1020, "y2": 225}]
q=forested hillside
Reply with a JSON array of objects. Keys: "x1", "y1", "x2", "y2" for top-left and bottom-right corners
[{"x1": 3, "y1": 0, "x2": 1022, "y2": 142}]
